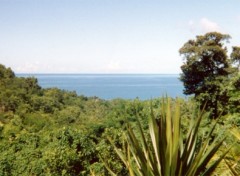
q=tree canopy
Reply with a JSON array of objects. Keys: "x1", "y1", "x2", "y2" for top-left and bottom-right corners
[{"x1": 179, "y1": 32, "x2": 239, "y2": 117}]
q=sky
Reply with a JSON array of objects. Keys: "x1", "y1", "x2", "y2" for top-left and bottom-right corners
[{"x1": 0, "y1": 0, "x2": 240, "y2": 74}]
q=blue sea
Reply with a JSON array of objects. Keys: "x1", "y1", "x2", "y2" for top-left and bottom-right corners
[{"x1": 17, "y1": 74, "x2": 185, "y2": 100}]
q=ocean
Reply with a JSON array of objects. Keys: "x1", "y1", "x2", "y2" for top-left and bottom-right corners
[{"x1": 17, "y1": 74, "x2": 185, "y2": 100}]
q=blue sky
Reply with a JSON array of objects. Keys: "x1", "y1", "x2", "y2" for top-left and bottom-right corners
[{"x1": 0, "y1": 0, "x2": 240, "y2": 73}]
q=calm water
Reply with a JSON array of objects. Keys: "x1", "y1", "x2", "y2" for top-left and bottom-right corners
[{"x1": 17, "y1": 74, "x2": 185, "y2": 100}]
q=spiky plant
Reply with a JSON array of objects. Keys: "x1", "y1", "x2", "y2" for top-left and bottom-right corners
[
  {"x1": 224, "y1": 127, "x2": 240, "y2": 176},
  {"x1": 106, "y1": 98, "x2": 231, "y2": 176}
]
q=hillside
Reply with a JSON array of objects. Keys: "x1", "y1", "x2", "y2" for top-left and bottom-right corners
[{"x1": 0, "y1": 64, "x2": 239, "y2": 175}]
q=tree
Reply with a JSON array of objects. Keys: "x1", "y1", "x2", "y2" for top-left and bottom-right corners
[
  {"x1": 0, "y1": 64, "x2": 15, "y2": 80},
  {"x1": 179, "y1": 32, "x2": 233, "y2": 118},
  {"x1": 231, "y1": 46, "x2": 240, "y2": 70}
]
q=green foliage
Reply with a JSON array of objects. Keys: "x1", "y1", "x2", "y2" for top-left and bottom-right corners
[
  {"x1": 179, "y1": 32, "x2": 239, "y2": 118},
  {"x1": 0, "y1": 64, "x2": 41, "y2": 113},
  {"x1": 225, "y1": 127, "x2": 240, "y2": 175},
  {"x1": 0, "y1": 128, "x2": 98, "y2": 176},
  {"x1": 108, "y1": 98, "x2": 231, "y2": 176},
  {"x1": 0, "y1": 64, "x2": 150, "y2": 175},
  {"x1": 228, "y1": 73, "x2": 240, "y2": 112},
  {"x1": 231, "y1": 46, "x2": 240, "y2": 69},
  {"x1": 0, "y1": 63, "x2": 239, "y2": 175},
  {"x1": 94, "y1": 127, "x2": 128, "y2": 175},
  {"x1": 0, "y1": 64, "x2": 15, "y2": 79},
  {"x1": 180, "y1": 32, "x2": 231, "y2": 95}
]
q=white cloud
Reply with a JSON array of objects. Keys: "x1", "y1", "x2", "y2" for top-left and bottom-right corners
[
  {"x1": 15, "y1": 61, "x2": 54, "y2": 73},
  {"x1": 188, "y1": 18, "x2": 223, "y2": 34},
  {"x1": 106, "y1": 60, "x2": 121, "y2": 72},
  {"x1": 188, "y1": 20, "x2": 196, "y2": 32},
  {"x1": 16, "y1": 62, "x2": 39, "y2": 73},
  {"x1": 200, "y1": 18, "x2": 222, "y2": 33},
  {"x1": 237, "y1": 16, "x2": 240, "y2": 22},
  {"x1": 14, "y1": 61, "x2": 82, "y2": 73}
]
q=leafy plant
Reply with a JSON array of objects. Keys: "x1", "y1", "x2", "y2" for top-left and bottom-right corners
[
  {"x1": 107, "y1": 98, "x2": 231, "y2": 176},
  {"x1": 224, "y1": 127, "x2": 240, "y2": 176}
]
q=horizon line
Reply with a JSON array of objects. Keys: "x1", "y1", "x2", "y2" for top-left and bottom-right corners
[{"x1": 16, "y1": 72, "x2": 181, "y2": 75}]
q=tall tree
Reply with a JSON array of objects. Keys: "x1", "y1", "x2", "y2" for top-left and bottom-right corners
[
  {"x1": 179, "y1": 32, "x2": 233, "y2": 118},
  {"x1": 231, "y1": 46, "x2": 240, "y2": 70},
  {"x1": 229, "y1": 46, "x2": 240, "y2": 112}
]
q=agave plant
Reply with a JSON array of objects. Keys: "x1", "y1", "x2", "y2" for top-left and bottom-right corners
[
  {"x1": 224, "y1": 127, "x2": 240, "y2": 176},
  {"x1": 106, "y1": 98, "x2": 231, "y2": 176}
]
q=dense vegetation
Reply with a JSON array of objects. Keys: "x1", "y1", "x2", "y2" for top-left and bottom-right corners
[
  {"x1": 108, "y1": 99, "x2": 232, "y2": 176},
  {"x1": 0, "y1": 32, "x2": 239, "y2": 175},
  {"x1": 180, "y1": 32, "x2": 240, "y2": 118},
  {"x1": 0, "y1": 63, "x2": 160, "y2": 175}
]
